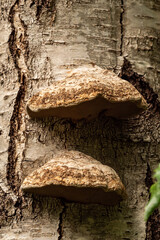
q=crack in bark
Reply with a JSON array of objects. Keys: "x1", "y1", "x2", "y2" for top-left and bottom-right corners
[
  {"x1": 7, "y1": 79, "x2": 26, "y2": 193},
  {"x1": 7, "y1": 0, "x2": 28, "y2": 196},
  {"x1": 57, "y1": 200, "x2": 67, "y2": 240},
  {"x1": 30, "y1": 0, "x2": 56, "y2": 22},
  {"x1": 145, "y1": 163, "x2": 160, "y2": 240},
  {"x1": 120, "y1": 0, "x2": 124, "y2": 56},
  {"x1": 120, "y1": 59, "x2": 160, "y2": 238},
  {"x1": 120, "y1": 58, "x2": 160, "y2": 117}
]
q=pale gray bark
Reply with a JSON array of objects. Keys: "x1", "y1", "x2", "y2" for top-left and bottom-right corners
[{"x1": 0, "y1": 0, "x2": 160, "y2": 239}]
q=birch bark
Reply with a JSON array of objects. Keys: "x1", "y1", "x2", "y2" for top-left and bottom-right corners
[{"x1": 0, "y1": 0, "x2": 160, "y2": 239}]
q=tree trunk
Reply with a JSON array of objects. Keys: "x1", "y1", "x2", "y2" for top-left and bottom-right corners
[{"x1": 0, "y1": 0, "x2": 160, "y2": 239}]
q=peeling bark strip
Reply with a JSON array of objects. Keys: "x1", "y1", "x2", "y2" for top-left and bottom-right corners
[
  {"x1": 7, "y1": 0, "x2": 28, "y2": 194},
  {"x1": 120, "y1": 0, "x2": 124, "y2": 56},
  {"x1": 120, "y1": 58, "x2": 160, "y2": 115},
  {"x1": 145, "y1": 163, "x2": 160, "y2": 240}
]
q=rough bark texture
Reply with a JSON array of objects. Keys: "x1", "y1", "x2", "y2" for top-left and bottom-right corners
[{"x1": 0, "y1": 0, "x2": 160, "y2": 239}]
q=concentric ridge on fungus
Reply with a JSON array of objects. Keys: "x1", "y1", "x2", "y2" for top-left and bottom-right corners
[
  {"x1": 27, "y1": 65, "x2": 147, "y2": 120},
  {"x1": 21, "y1": 150, "x2": 126, "y2": 205}
]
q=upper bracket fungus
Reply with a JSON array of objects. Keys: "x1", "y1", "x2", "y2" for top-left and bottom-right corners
[
  {"x1": 27, "y1": 65, "x2": 147, "y2": 120},
  {"x1": 21, "y1": 150, "x2": 126, "y2": 205}
]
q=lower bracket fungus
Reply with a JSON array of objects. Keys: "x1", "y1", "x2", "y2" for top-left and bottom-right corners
[
  {"x1": 27, "y1": 64, "x2": 147, "y2": 120},
  {"x1": 21, "y1": 150, "x2": 126, "y2": 205}
]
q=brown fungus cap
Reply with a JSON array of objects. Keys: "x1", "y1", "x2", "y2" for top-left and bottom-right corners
[
  {"x1": 21, "y1": 150, "x2": 126, "y2": 205},
  {"x1": 27, "y1": 65, "x2": 147, "y2": 120}
]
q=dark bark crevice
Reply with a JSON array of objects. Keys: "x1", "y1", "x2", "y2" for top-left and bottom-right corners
[
  {"x1": 120, "y1": 58, "x2": 160, "y2": 116},
  {"x1": 8, "y1": 0, "x2": 21, "y2": 80},
  {"x1": 7, "y1": 77, "x2": 26, "y2": 193},
  {"x1": 7, "y1": 0, "x2": 28, "y2": 195},
  {"x1": 120, "y1": 58, "x2": 160, "y2": 238},
  {"x1": 120, "y1": 0, "x2": 124, "y2": 56},
  {"x1": 57, "y1": 200, "x2": 67, "y2": 240},
  {"x1": 30, "y1": 0, "x2": 57, "y2": 21},
  {"x1": 7, "y1": 0, "x2": 29, "y2": 223},
  {"x1": 5, "y1": 4, "x2": 29, "y2": 227}
]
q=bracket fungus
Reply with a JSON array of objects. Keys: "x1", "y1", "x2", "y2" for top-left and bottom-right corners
[
  {"x1": 21, "y1": 150, "x2": 126, "y2": 205},
  {"x1": 27, "y1": 65, "x2": 147, "y2": 120}
]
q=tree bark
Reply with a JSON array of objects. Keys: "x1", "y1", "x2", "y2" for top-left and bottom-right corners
[{"x1": 0, "y1": 0, "x2": 160, "y2": 239}]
